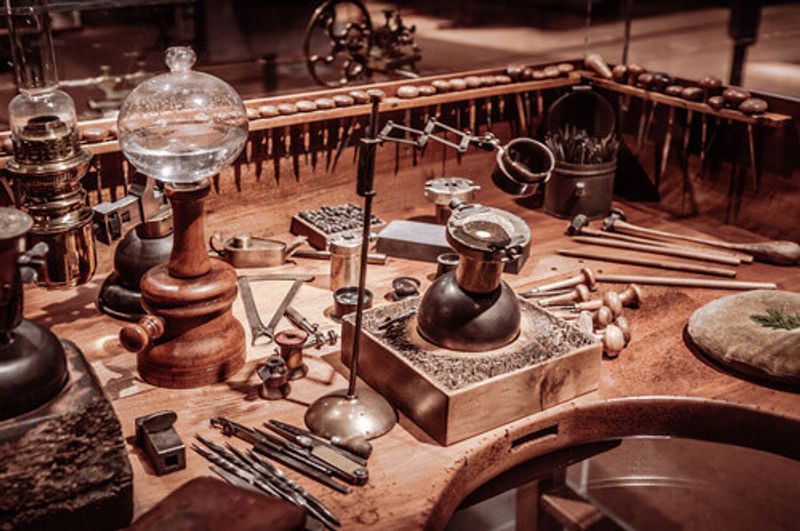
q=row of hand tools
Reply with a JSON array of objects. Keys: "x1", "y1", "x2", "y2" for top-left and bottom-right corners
[
  {"x1": 522, "y1": 268, "x2": 637, "y2": 359},
  {"x1": 518, "y1": 198, "x2": 798, "y2": 353},
  {"x1": 193, "y1": 416, "x2": 376, "y2": 529},
  {"x1": 564, "y1": 208, "x2": 799, "y2": 276}
]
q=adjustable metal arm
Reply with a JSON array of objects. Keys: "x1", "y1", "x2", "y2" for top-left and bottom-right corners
[{"x1": 378, "y1": 117, "x2": 501, "y2": 153}]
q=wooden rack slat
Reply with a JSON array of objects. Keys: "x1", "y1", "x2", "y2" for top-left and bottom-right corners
[
  {"x1": 591, "y1": 77, "x2": 792, "y2": 127},
  {"x1": 0, "y1": 74, "x2": 579, "y2": 164}
]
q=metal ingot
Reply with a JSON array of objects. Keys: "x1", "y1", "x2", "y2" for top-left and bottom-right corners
[
  {"x1": 423, "y1": 177, "x2": 480, "y2": 224},
  {"x1": 210, "y1": 233, "x2": 305, "y2": 268},
  {"x1": 417, "y1": 200, "x2": 531, "y2": 351}
]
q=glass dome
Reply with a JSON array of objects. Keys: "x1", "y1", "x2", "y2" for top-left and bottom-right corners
[{"x1": 117, "y1": 47, "x2": 248, "y2": 184}]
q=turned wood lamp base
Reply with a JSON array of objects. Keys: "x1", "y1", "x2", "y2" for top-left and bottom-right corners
[{"x1": 120, "y1": 182, "x2": 245, "y2": 389}]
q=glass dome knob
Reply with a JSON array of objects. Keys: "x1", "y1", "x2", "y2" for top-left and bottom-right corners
[{"x1": 165, "y1": 46, "x2": 196, "y2": 72}]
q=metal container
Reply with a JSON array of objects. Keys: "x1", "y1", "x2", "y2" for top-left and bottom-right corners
[
  {"x1": 423, "y1": 177, "x2": 480, "y2": 224},
  {"x1": 6, "y1": 116, "x2": 97, "y2": 288},
  {"x1": 210, "y1": 233, "x2": 305, "y2": 268},
  {"x1": 543, "y1": 86, "x2": 617, "y2": 220},
  {"x1": 544, "y1": 159, "x2": 617, "y2": 220},
  {"x1": 329, "y1": 233, "x2": 361, "y2": 291}
]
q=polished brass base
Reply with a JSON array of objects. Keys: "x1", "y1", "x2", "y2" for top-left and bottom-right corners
[
  {"x1": 416, "y1": 271, "x2": 521, "y2": 351},
  {"x1": 304, "y1": 386, "x2": 397, "y2": 441}
]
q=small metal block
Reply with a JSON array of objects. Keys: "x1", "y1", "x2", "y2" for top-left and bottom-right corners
[
  {"x1": 665, "y1": 85, "x2": 684, "y2": 97},
  {"x1": 739, "y1": 97, "x2": 768, "y2": 115},
  {"x1": 505, "y1": 65, "x2": 524, "y2": 80},
  {"x1": 135, "y1": 410, "x2": 186, "y2": 476},
  {"x1": 81, "y1": 127, "x2": 108, "y2": 143},
  {"x1": 681, "y1": 87, "x2": 704, "y2": 101}
]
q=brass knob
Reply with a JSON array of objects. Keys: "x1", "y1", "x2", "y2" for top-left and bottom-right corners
[{"x1": 120, "y1": 315, "x2": 164, "y2": 353}]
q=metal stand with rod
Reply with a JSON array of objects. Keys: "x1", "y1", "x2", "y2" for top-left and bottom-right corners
[
  {"x1": 305, "y1": 91, "x2": 554, "y2": 440},
  {"x1": 305, "y1": 91, "x2": 398, "y2": 440}
]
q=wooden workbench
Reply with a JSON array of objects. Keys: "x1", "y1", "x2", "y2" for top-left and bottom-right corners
[{"x1": 21, "y1": 138, "x2": 800, "y2": 529}]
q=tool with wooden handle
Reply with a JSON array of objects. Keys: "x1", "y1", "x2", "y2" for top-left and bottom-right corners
[
  {"x1": 594, "y1": 273, "x2": 776, "y2": 290},
  {"x1": 556, "y1": 249, "x2": 737, "y2": 277},
  {"x1": 574, "y1": 313, "x2": 627, "y2": 359},
  {"x1": 554, "y1": 305, "x2": 615, "y2": 328},
  {"x1": 570, "y1": 235, "x2": 742, "y2": 266},
  {"x1": 604, "y1": 209, "x2": 799, "y2": 265},
  {"x1": 536, "y1": 284, "x2": 592, "y2": 307},
  {"x1": 520, "y1": 267, "x2": 596, "y2": 297},
  {"x1": 550, "y1": 285, "x2": 642, "y2": 314},
  {"x1": 567, "y1": 214, "x2": 751, "y2": 262}
]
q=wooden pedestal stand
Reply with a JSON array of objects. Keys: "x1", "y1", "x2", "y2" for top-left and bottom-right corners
[{"x1": 120, "y1": 182, "x2": 245, "y2": 388}]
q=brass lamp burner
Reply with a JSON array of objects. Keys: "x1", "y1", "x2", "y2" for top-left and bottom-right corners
[{"x1": 417, "y1": 200, "x2": 531, "y2": 351}]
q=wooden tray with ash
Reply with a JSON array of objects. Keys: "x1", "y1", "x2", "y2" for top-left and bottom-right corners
[{"x1": 342, "y1": 297, "x2": 602, "y2": 445}]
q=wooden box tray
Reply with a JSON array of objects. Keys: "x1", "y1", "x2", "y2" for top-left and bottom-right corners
[
  {"x1": 342, "y1": 297, "x2": 602, "y2": 445},
  {"x1": 289, "y1": 203, "x2": 385, "y2": 250}
]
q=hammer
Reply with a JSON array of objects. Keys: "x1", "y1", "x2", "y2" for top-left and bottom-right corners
[
  {"x1": 567, "y1": 214, "x2": 728, "y2": 253},
  {"x1": 603, "y1": 209, "x2": 800, "y2": 266}
]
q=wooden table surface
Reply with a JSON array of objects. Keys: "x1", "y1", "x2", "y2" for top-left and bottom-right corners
[{"x1": 23, "y1": 193, "x2": 800, "y2": 530}]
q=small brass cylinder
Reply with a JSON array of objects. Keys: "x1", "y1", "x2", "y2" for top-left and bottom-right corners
[
  {"x1": 455, "y1": 256, "x2": 504, "y2": 293},
  {"x1": 329, "y1": 234, "x2": 361, "y2": 291}
]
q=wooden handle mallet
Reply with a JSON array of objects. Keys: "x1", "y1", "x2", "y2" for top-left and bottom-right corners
[{"x1": 604, "y1": 209, "x2": 799, "y2": 266}]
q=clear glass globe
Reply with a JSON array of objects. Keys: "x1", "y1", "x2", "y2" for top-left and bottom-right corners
[
  {"x1": 117, "y1": 47, "x2": 248, "y2": 184},
  {"x1": 9, "y1": 88, "x2": 78, "y2": 145}
]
